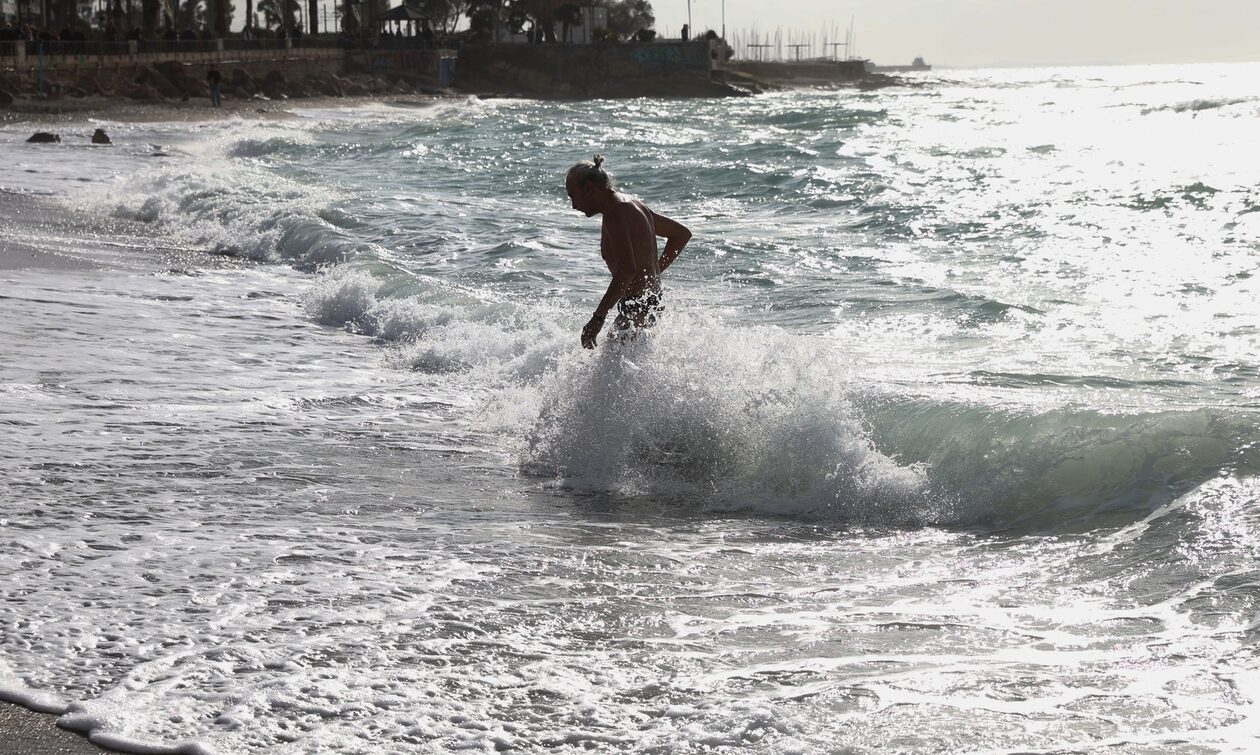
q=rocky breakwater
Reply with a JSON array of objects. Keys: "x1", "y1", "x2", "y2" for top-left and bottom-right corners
[{"x1": 723, "y1": 59, "x2": 907, "y2": 92}]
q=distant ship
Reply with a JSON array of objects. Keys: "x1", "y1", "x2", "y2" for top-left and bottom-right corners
[{"x1": 868, "y1": 57, "x2": 932, "y2": 73}]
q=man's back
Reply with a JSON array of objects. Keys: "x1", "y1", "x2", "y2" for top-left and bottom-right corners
[{"x1": 600, "y1": 196, "x2": 661, "y2": 298}]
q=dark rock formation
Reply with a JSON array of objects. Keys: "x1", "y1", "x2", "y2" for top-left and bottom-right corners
[
  {"x1": 119, "y1": 81, "x2": 160, "y2": 100},
  {"x1": 306, "y1": 71, "x2": 344, "y2": 97},
  {"x1": 91, "y1": 129, "x2": 111, "y2": 145},
  {"x1": 135, "y1": 66, "x2": 183, "y2": 99},
  {"x1": 261, "y1": 70, "x2": 288, "y2": 99},
  {"x1": 229, "y1": 68, "x2": 258, "y2": 96},
  {"x1": 27, "y1": 132, "x2": 60, "y2": 143}
]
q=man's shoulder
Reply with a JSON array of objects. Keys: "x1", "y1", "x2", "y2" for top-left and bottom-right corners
[{"x1": 609, "y1": 195, "x2": 652, "y2": 224}]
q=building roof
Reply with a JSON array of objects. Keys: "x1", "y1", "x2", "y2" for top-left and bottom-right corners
[{"x1": 376, "y1": 5, "x2": 432, "y2": 22}]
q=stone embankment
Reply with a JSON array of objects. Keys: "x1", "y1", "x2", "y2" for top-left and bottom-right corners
[
  {"x1": 0, "y1": 42, "x2": 902, "y2": 110},
  {"x1": 454, "y1": 41, "x2": 746, "y2": 99},
  {"x1": 0, "y1": 49, "x2": 428, "y2": 111}
]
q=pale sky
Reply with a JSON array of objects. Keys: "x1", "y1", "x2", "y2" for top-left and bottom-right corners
[{"x1": 654, "y1": 0, "x2": 1260, "y2": 67}]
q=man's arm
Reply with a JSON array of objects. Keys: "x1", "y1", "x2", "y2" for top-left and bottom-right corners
[{"x1": 649, "y1": 209, "x2": 691, "y2": 273}]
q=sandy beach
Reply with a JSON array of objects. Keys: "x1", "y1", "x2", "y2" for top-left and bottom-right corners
[
  {"x1": 0, "y1": 186, "x2": 147, "y2": 754},
  {"x1": 0, "y1": 187, "x2": 223, "y2": 273},
  {"x1": 0, "y1": 702, "x2": 115, "y2": 754},
  {"x1": 0, "y1": 187, "x2": 152, "y2": 754}
]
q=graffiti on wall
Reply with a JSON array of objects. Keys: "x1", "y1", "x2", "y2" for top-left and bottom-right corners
[
  {"x1": 628, "y1": 43, "x2": 706, "y2": 72},
  {"x1": 369, "y1": 50, "x2": 440, "y2": 74}
]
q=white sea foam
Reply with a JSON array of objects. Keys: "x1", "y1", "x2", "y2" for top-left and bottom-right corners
[
  {"x1": 297, "y1": 261, "x2": 930, "y2": 520},
  {"x1": 0, "y1": 663, "x2": 70, "y2": 714},
  {"x1": 69, "y1": 123, "x2": 348, "y2": 265}
]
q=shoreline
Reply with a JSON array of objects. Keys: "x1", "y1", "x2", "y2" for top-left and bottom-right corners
[
  {"x1": 0, "y1": 92, "x2": 453, "y2": 125},
  {"x1": 0, "y1": 702, "x2": 116, "y2": 755}
]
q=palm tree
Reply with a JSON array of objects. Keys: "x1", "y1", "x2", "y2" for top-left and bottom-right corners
[
  {"x1": 605, "y1": 0, "x2": 653, "y2": 37},
  {"x1": 175, "y1": 0, "x2": 201, "y2": 29},
  {"x1": 465, "y1": 0, "x2": 497, "y2": 38},
  {"x1": 256, "y1": 0, "x2": 282, "y2": 28},
  {"x1": 555, "y1": 2, "x2": 580, "y2": 43},
  {"x1": 142, "y1": 0, "x2": 159, "y2": 35},
  {"x1": 210, "y1": 0, "x2": 231, "y2": 34}
]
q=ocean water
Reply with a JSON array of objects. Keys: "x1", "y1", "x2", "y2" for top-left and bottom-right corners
[{"x1": 1, "y1": 63, "x2": 1259, "y2": 753}]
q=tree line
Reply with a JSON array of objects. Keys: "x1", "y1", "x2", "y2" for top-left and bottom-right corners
[
  {"x1": 13, "y1": 0, "x2": 654, "y2": 42},
  {"x1": 417, "y1": 0, "x2": 655, "y2": 41}
]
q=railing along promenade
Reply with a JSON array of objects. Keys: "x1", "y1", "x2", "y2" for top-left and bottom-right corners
[{"x1": 0, "y1": 37, "x2": 361, "y2": 73}]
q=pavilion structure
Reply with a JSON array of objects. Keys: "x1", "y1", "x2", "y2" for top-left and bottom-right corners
[{"x1": 375, "y1": 5, "x2": 433, "y2": 39}]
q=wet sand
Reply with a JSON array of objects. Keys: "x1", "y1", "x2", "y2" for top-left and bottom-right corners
[
  {"x1": 0, "y1": 188, "x2": 136, "y2": 754},
  {"x1": 0, "y1": 190, "x2": 148, "y2": 754},
  {"x1": 0, "y1": 189, "x2": 170, "y2": 272},
  {"x1": 0, "y1": 703, "x2": 115, "y2": 755}
]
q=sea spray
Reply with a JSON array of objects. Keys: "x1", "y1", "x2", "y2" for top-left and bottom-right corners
[{"x1": 523, "y1": 315, "x2": 929, "y2": 521}]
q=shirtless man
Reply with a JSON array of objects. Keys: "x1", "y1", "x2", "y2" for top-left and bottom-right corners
[{"x1": 564, "y1": 155, "x2": 692, "y2": 349}]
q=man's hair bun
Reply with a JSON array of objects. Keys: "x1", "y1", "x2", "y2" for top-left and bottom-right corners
[{"x1": 566, "y1": 154, "x2": 616, "y2": 190}]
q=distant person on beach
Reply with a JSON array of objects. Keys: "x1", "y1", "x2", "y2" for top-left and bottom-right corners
[
  {"x1": 206, "y1": 65, "x2": 222, "y2": 108},
  {"x1": 564, "y1": 155, "x2": 692, "y2": 349}
]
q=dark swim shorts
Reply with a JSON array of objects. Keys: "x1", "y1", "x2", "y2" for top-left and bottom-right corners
[{"x1": 614, "y1": 292, "x2": 664, "y2": 329}]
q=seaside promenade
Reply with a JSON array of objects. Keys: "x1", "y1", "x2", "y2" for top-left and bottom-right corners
[
  {"x1": 0, "y1": 36, "x2": 452, "y2": 110},
  {"x1": 0, "y1": 33, "x2": 881, "y2": 109}
]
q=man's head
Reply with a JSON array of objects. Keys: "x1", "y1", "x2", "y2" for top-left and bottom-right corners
[{"x1": 565, "y1": 155, "x2": 616, "y2": 217}]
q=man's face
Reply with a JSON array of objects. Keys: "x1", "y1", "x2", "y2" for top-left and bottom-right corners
[{"x1": 565, "y1": 176, "x2": 596, "y2": 217}]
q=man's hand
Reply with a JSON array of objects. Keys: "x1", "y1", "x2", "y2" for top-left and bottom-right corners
[{"x1": 581, "y1": 314, "x2": 605, "y2": 349}]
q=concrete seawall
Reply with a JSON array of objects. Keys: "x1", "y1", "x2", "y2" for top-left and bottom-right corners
[
  {"x1": 453, "y1": 41, "x2": 746, "y2": 99},
  {"x1": 0, "y1": 46, "x2": 346, "y2": 102},
  {"x1": 1, "y1": 41, "x2": 752, "y2": 105}
]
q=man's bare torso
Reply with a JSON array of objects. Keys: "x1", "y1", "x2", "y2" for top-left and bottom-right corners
[{"x1": 600, "y1": 195, "x2": 661, "y2": 299}]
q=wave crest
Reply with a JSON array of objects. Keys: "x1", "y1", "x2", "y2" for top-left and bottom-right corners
[{"x1": 523, "y1": 318, "x2": 931, "y2": 522}]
